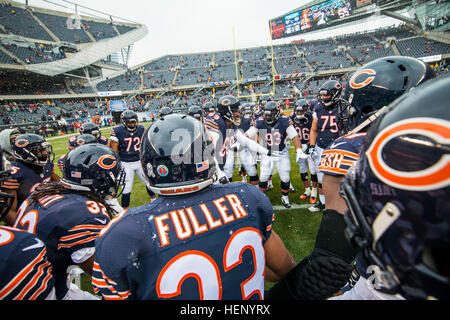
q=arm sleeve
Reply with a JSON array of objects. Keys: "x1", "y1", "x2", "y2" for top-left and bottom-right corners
[
  {"x1": 235, "y1": 129, "x2": 269, "y2": 155},
  {"x1": 286, "y1": 125, "x2": 299, "y2": 141}
]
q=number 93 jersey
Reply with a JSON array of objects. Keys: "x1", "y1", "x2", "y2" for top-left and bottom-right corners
[
  {"x1": 110, "y1": 124, "x2": 145, "y2": 162},
  {"x1": 254, "y1": 115, "x2": 292, "y2": 152},
  {"x1": 93, "y1": 182, "x2": 274, "y2": 300}
]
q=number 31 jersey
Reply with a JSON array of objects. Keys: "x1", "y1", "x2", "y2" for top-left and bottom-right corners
[{"x1": 92, "y1": 182, "x2": 274, "y2": 300}]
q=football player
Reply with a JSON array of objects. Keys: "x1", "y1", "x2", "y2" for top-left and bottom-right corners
[
  {"x1": 246, "y1": 101, "x2": 308, "y2": 208},
  {"x1": 109, "y1": 110, "x2": 155, "y2": 208},
  {"x1": 57, "y1": 134, "x2": 97, "y2": 172},
  {"x1": 13, "y1": 144, "x2": 125, "y2": 300},
  {"x1": 158, "y1": 106, "x2": 173, "y2": 118},
  {"x1": 1, "y1": 134, "x2": 60, "y2": 225},
  {"x1": 322, "y1": 56, "x2": 435, "y2": 299},
  {"x1": 338, "y1": 74, "x2": 449, "y2": 300},
  {"x1": 290, "y1": 99, "x2": 318, "y2": 204},
  {"x1": 203, "y1": 101, "x2": 216, "y2": 117},
  {"x1": 307, "y1": 80, "x2": 343, "y2": 212},
  {"x1": 236, "y1": 102, "x2": 259, "y2": 186},
  {"x1": 0, "y1": 128, "x2": 20, "y2": 160},
  {"x1": 202, "y1": 95, "x2": 275, "y2": 183},
  {"x1": 0, "y1": 147, "x2": 56, "y2": 300},
  {"x1": 92, "y1": 114, "x2": 296, "y2": 300},
  {"x1": 265, "y1": 56, "x2": 436, "y2": 301},
  {"x1": 187, "y1": 105, "x2": 205, "y2": 122},
  {"x1": 79, "y1": 122, "x2": 108, "y2": 146}
]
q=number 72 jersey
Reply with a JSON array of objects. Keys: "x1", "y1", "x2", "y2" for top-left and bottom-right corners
[
  {"x1": 109, "y1": 125, "x2": 145, "y2": 162},
  {"x1": 92, "y1": 182, "x2": 274, "y2": 300}
]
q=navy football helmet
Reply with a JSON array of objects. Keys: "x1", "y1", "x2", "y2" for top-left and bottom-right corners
[
  {"x1": 337, "y1": 56, "x2": 435, "y2": 136},
  {"x1": 140, "y1": 114, "x2": 217, "y2": 196},
  {"x1": 13, "y1": 133, "x2": 54, "y2": 167},
  {"x1": 187, "y1": 105, "x2": 204, "y2": 121},
  {"x1": 62, "y1": 144, "x2": 125, "y2": 199},
  {"x1": 80, "y1": 122, "x2": 101, "y2": 139},
  {"x1": 158, "y1": 106, "x2": 173, "y2": 119},
  {"x1": 121, "y1": 110, "x2": 139, "y2": 133},
  {"x1": 75, "y1": 134, "x2": 97, "y2": 147},
  {"x1": 264, "y1": 101, "x2": 281, "y2": 126},
  {"x1": 340, "y1": 76, "x2": 450, "y2": 300},
  {"x1": 217, "y1": 95, "x2": 241, "y2": 126},
  {"x1": 318, "y1": 80, "x2": 342, "y2": 111},
  {"x1": 293, "y1": 99, "x2": 310, "y2": 125},
  {"x1": 203, "y1": 102, "x2": 215, "y2": 115},
  {"x1": 0, "y1": 148, "x2": 14, "y2": 222}
]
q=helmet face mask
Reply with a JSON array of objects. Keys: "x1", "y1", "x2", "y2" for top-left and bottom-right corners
[
  {"x1": 121, "y1": 110, "x2": 139, "y2": 133},
  {"x1": 294, "y1": 99, "x2": 310, "y2": 124},
  {"x1": 187, "y1": 105, "x2": 204, "y2": 121},
  {"x1": 141, "y1": 114, "x2": 217, "y2": 196},
  {"x1": 318, "y1": 80, "x2": 342, "y2": 111},
  {"x1": 13, "y1": 134, "x2": 54, "y2": 167},
  {"x1": 264, "y1": 101, "x2": 281, "y2": 126},
  {"x1": 80, "y1": 123, "x2": 101, "y2": 139},
  {"x1": 217, "y1": 96, "x2": 241, "y2": 127},
  {"x1": 340, "y1": 76, "x2": 450, "y2": 300},
  {"x1": 62, "y1": 144, "x2": 125, "y2": 199}
]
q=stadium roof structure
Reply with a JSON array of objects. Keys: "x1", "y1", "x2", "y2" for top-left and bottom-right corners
[{"x1": 0, "y1": 0, "x2": 148, "y2": 77}]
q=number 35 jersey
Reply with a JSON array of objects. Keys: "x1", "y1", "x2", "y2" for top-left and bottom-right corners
[
  {"x1": 13, "y1": 193, "x2": 111, "y2": 300},
  {"x1": 93, "y1": 182, "x2": 274, "y2": 300}
]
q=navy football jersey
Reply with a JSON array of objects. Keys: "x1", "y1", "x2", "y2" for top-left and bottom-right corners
[
  {"x1": 313, "y1": 102, "x2": 341, "y2": 149},
  {"x1": 254, "y1": 115, "x2": 292, "y2": 152},
  {"x1": 110, "y1": 125, "x2": 145, "y2": 162},
  {"x1": 0, "y1": 226, "x2": 55, "y2": 300},
  {"x1": 3, "y1": 161, "x2": 54, "y2": 208},
  {"x1": 93, "y1": 182, "x2": 274, "y2": 300},
  {"x1": 203, "y1": 114, "x2": 236, "y2": 168},
  {"x1": 290, "y1": 112, "x2": 313, "y2": 145},
  {"x1": 318, "y1": 133, "x2": 366, "y2": 177},
  {"x1": 13, "y1": 193, "x2": 111, "y2": 299},
  {"x1": 239, "y1": 115, "x2": 254, "y2": 133}
]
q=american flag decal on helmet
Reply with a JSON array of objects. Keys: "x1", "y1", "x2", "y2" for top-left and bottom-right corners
[{"x1": 196, "y1": 160, "x2": 209, "y2": 173}]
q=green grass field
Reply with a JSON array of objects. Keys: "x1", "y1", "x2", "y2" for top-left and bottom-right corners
[{"x1": 49, "y1": 121, "x2": 322, "y2": 294}]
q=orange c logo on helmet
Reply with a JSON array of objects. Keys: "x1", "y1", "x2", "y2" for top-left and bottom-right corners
[
  {"x1": 97, "y1": 155, "x2": 117, "y2": 170},
  {"x1": 221, "y1": 98, "x2": 231, "y2": 106},
  {"x1": 15, "y1": 139, "x2": 29, "y2": 148},
  {"x1": 350, "y1": 69, "x2": 376, "y2": 89},
  {"x1": 366, "y1": 118, "x2": 450, "y2": 191}
]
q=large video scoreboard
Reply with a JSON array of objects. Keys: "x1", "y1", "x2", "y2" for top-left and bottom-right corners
[{"x1": 270, "y1": 0, "x2": 373, "y2": 39}]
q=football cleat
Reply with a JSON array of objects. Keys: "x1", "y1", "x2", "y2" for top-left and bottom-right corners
[
  {"x1": 289, "y1": 183, "x2": 296, "y2": 193},
  {"x1": 308, "y1": 203, "x2": 325, "y2": 213},
  {"x1": 267, "y1": 180, "x2": 274, "y2": 190},
  {"x1": 310, "y1": 188, "x2": 318, "y2": 204},
  {"x1": 300, "y1": 187, "x2": 311, "y2": 200},
  {"x1": 281, "y1": 196, "x2": 291, "y2": 209}
]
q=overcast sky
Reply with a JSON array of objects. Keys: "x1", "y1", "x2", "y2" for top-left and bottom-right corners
[{"x1": 21, "y1": 0, "x2": 400, "y2": 67}]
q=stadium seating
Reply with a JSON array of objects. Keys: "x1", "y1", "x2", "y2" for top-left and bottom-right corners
[
  {"x1": 0, "y1": 4, "x2": 53, "y2": 41},
  {"x1": 395, "y1": 37, "x2": 450, "y2": 57}
]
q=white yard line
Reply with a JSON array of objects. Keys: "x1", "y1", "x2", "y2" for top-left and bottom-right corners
[{"x1": 272, "y1": 204, "x2": 313, "y2": 211}]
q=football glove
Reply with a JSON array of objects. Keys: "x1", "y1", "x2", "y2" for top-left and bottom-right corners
[
  {"x1": 307, "y1": 145, "x2": 317, "y2": 161},
  {"x1": 296, "y1": 148, "x2": 308, "y2": 163}
]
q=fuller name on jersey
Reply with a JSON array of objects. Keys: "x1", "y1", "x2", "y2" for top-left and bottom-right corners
[{"x1": 93, "y1": 182, "x2": 274, "y2": 300}]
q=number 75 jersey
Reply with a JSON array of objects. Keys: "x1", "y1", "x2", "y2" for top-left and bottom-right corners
[{"x1": 92, "y1": 182, "x2": 274, "y2": 300}]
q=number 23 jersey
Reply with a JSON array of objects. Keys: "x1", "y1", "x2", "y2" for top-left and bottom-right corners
[{"x1": 93, "y1": 182, "x2": 274, "y2": 300}]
